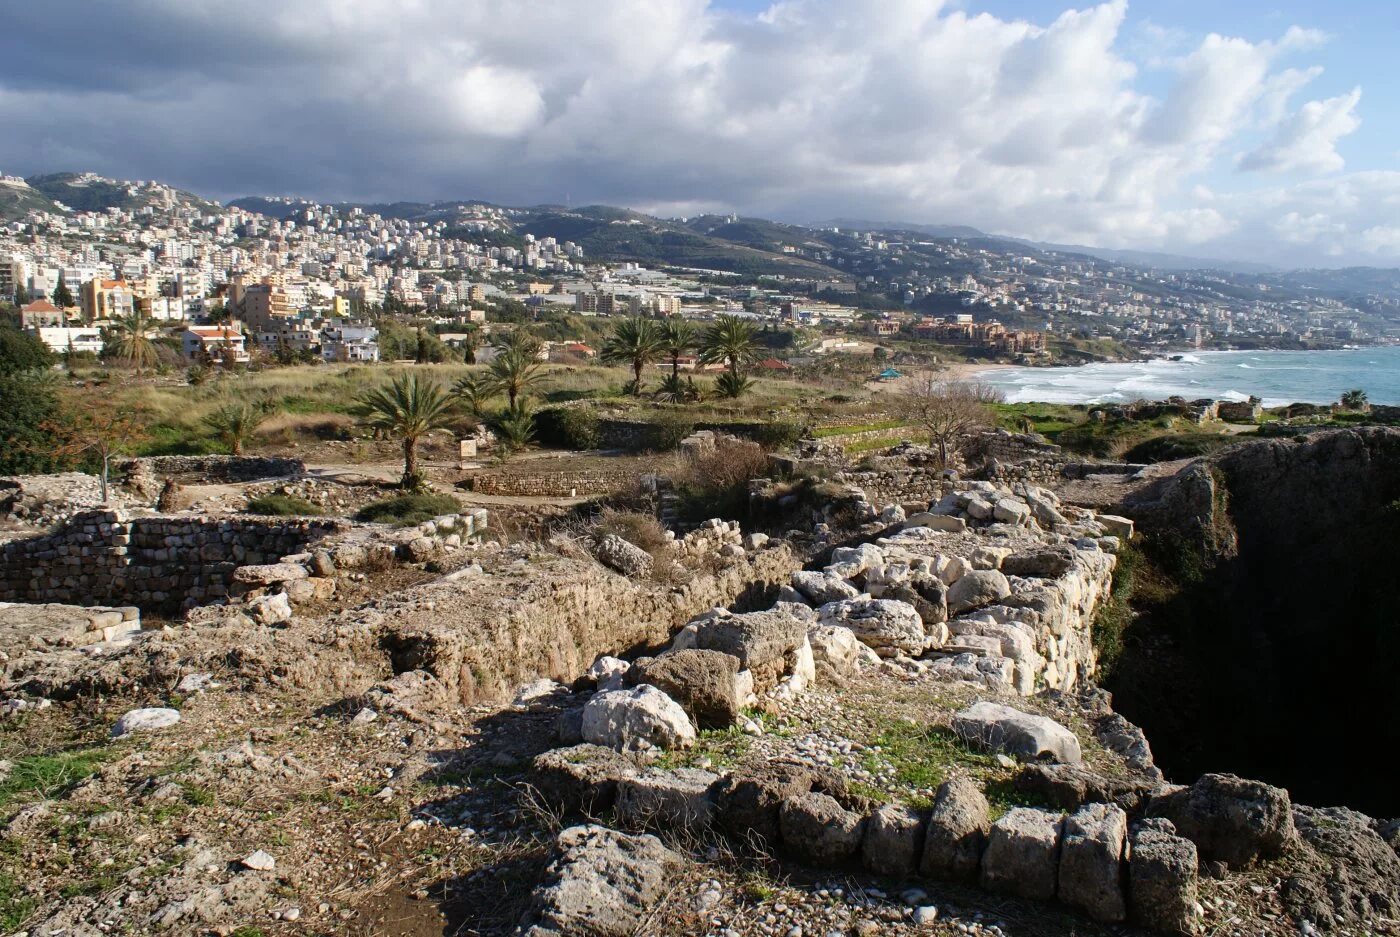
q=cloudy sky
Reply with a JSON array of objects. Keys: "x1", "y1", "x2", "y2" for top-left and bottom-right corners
[{"x1": 1, "y1": 0, "x2": 1397, "y2": 268}]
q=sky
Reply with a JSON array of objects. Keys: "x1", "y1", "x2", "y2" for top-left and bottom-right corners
[{"x1": 1, "y1": 0, "x2": 1398, "y2": 269}]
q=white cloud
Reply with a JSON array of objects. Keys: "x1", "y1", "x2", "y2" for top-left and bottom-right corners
[
  {"x1": 0, "y1": 0, "x2": 1388, "y2": 264},
  {"x1": 1240, "y1": 88, "x2": 1361, "y2": 174}
]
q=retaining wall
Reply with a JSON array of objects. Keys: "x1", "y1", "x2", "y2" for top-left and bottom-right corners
[{"x1": 0, "y1": 510, "x2": 345, "y2": 610}]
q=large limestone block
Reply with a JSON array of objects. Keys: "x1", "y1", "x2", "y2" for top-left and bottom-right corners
[
  {"x1": 526, "y1": 825, "x2": 683, "y2": 937},
  {"x1": 594, "y1": 535, "x2": 653, "y2": 578},
  {"x1": 952, "y1": 701, "x2": 1082, "y2": 765},
  {"x1": 863, "y1": 803, "x2": 926, "y2": 876},
  {"x1": 947, "y1": 569, "x2": 1012, "y2": 614},
  {"x1": 816, "y1": 597, "x2": 926, "y2": 657},
  {"x1": 713, "y1": 763, "x2": 816, "y2": 848},
  {"x1": 1058, "y1": 802, "x2": 1128, "y2": 922},
  {"x1": 1145, "y1": 773, "x2": 1292, "y2": 868},
  {"x1": 615, "y1": 768, "x2": 718, "y2": 834},
  {"x1": 790, "y1": 570, "x2": 861, "y2": 605},
  {"x1": 627, "y1": 650, "x2": 741, "y2": 729},
  {"x1": 807, "y1": 624, "x2": 863, "y2": 678},
  {"x1": 693, "y1": 608, "x2": 807, "y2": 691},
  {"x1": 920, "y1": 776, "x2": 990, "y2": 881},
  {"x1": 981, "y1": 807, "x2": 1064, "y2": 901},
  {"x1": 1129, "y1": 823, "x2": 1199, "y2": 935},
  {"x1": 779, "y1": 791, "x2": 866, "y2": 865},
  {"x1": 823, "y1": 543, "x2": 885, "y2": 579},
  {"x1": 581, "y1": 686, "x2": 696, "y2": 753},
  {"x1": 532, "y1": 745, "x2": 640, "y2": 815}
]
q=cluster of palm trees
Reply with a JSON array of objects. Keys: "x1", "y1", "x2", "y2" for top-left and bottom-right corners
[
  {"x1": 600, "y1": 313, "x2": 763, "y2": 400},
  {"x1": 356, "y1": 331, "x2": 547, "y2": 489},
  {"x1": 355, "y1": 316, "x2": 766, "y2": 490}
]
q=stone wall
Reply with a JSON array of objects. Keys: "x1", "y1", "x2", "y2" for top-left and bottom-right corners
[
  {"x1": 122, "y1": 455, "x2": 305, "y2": 486},
  {"x1": 0, "y1": 510, "x2": 345, "y2": 610},
  {"x1": 463, "y1": 471, "x2": 636, "y2": 498},
  {"x1": 835, "y1": 468, "x2": 949, "y2": 507}
]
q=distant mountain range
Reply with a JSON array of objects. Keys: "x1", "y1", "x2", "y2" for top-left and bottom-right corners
[
  {"x1": 7, "y1": 170, "x2": 1400, "y2": 290},
  {"x1": 826, "y1": 218, "x2": 1277, "y2": 275}
]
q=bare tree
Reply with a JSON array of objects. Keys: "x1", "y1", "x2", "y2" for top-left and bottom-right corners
[{"x1": 893, "y1": 377, "x2": 1003, "y2": 466}]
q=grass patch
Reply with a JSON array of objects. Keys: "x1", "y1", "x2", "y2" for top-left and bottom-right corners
[
  {"x1": 356, "y1": 493, "x2": 461, "y2": 526},
  {"x1": 859, "y1": 722, "x2": 998, "y2": 804},
  {"x1": 0, "y1": 748, "x2": 110, "y2": 811},
  {"x1": 0, "y1": 870, "x2": 35, "y2": 931},
  {"x1": 842, "y1": 434, "x2": 911, "y2": 454},
  {"x1": 655, "y1": 725, "x2": 752, "y2": 771},
  {"x1": 812, "y1": 419, "x2": 907, "y2": 438},
  {"x1": 245, "y1": 494, "x2": 323, "y2": 516}
]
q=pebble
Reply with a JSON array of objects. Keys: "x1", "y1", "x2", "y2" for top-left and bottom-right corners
[
  {"x1": 240, "y1": 850, "x2": 276, "y2": 872},
  {"x1": 913, "y1": 905, "x2": 939, "y2": 926}
]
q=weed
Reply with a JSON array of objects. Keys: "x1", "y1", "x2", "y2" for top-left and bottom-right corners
[
  {"x1": 0, "y1": 748, "x2": 110, "y2": 810},
  {"x1": 356, "y1": 493, "x2": 461, "y2": 526},
  {"x1": 0, "y1": 870, "x2": 36, "y2": 930}
]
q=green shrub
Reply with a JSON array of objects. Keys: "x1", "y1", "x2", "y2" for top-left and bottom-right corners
[
  {"x1": 534, "y1": 406, "x2": 602, "y2": 449},
  {"x1": 356, "y1": 493, "x2": 461, "y2": 526},
  {"x1": 245, "y1": 494, "x2": 323, "y2": 516},
  {"x1": 642, "y1": 414, "x2": 695, "y2": 452},
  {"x1": 742, "y1": 420, "x2": 804, "y2": 451}
]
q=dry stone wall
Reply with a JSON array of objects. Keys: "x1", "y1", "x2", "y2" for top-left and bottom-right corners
[
  {"x1": 463, "y1": 470, "x2": 636, "y2": 498},
  {"x1": 0, "y1": 510, "x2": 345, "y2": 610}
]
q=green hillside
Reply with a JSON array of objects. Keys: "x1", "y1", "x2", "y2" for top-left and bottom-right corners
[{"x1": 0, "y1": 182, "x2": 63, "y2": 221}]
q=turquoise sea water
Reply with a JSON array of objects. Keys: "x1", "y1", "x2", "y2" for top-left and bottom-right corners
[{"x1": 973, "y1": 347, "x2": 1400, "y2": 407}]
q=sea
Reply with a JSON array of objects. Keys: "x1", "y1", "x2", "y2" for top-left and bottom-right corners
[{"x1": 972, "y1": 347, "x2": 1400, "y2": 408}]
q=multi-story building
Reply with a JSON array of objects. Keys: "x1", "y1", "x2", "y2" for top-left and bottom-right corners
[
  {"x1": 80, "y1": 279, "x2": 136, "y2": 322},
  {"x1": 182, "y1": 324, "x2": 251, "y2": 365}
]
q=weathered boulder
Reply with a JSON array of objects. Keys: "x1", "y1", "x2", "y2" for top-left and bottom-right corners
[
  {"x1": 1058, "y1": 802, "x2": 1128, "y2": 922},
  {"x1": 863, "y1": 803, "x2": 926, "y2": 876},
  {"x1": 1098, "y1": 514, "x2": 1135, "y2": 539},
  {"x1": 1145, "y1": 773, "x2": 1292, "y2": 868},
  {"x1": 807, "y1": 624, "x2": 863, "y2": 678},
  {"x1": 526, "y1": 825, "x2": 683, "y2": 937},
  {"x1": 1002, "y1": 546, "x2": 1077, "y2": 579},
  {"x1": 790, "y1": 570, "x2": 861, "y2": 605},
  {"x1": 580, "y1": 686, "x2": 696, "y2": 753},
  {"x1": 112, "y1": 707, "x2": 181, "y2": 738},
  {"x1": 1129, "y1": 823, "x2": 1199, "y2": 935},
  {"x1": 779, "y1": 791, "x2": 866, "y2": 865},
  {"x1": 594, "y1": 535, "x2": 653, "y2": 578},
  {"x1": 531, "y1": 745, "x2": 639, "y2": 814},
  {"x1": 615, "y1": 768, "x2": 718, "y2": 834},
  {"x1": 817, "y1": 598, "x2": 926, "y2": 657},
  {"x1": 1012, "y1": 763, "x2": 1156, "y2": 814},
  {"x1": 885, "y1": 572, "x2": 949, "y2": 628},
  {"x1": 953, "y1": 702, "x2": 1082, "y2": 764},
  {"x1": 1282, "y1": 805, "x2": 1400, "y2": 930},
  {"x1": 947, "y1": 570, "x2": 1012, "y2": 614},
  {"x1": 627, "y1": 650, "x2": 741, "y2": 729},
  {"x1": 993, "y1": 498, "x2": 1031, "y2": 526},
  {"x1": 586, "y1": 656, "x2": 630, "y2": 691},
  {"x1": 905, "y1": 512, "x2": 967, "y2": 533},
  {"x1": 824, "y1": 543, "x2": 885, "y2": 579},
  {"x1": 231, "y1": 562, "x2": 309, "y2": 586},
  {"x1": 693, "y1": 609, "x2": 807, "y2": 691},
  {"x1": 713, "y1": 763, "x2": 816, "y2": 848},
  {"x1": 246, "y1": 591, "x2": 292, "y2": 625},
  {"x1": 920, "y1": 776, "x2": 990, "y2": 882},
  {"x1": 981, "y1": 807, "x2": 1064, "y2": 901}
]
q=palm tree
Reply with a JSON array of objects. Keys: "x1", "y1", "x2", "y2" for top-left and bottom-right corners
[
  {"x1": 601, "y1": 317, "x2": 664, "y2": 394},
  {"x1": 698, "y1": 314, "x2": 762, "y2": 378},
  {"x1": 659, "y1": 318, "x2": 695, "y2": 379},
  {"x1": 490, "y1": 399, "x2": 537, "y2": 456},
  {"x1": 1341, "y1": 389, "x2": 1369, "y2": 411},
  {"x1": 106, "y1": 309, "x2": 159, "y2": 376},
  {"x1": 357, "y1": 373, "x2": 455, "y2": 489},
  {"x1": 202, "y1": 400, "x2": 270, "y2": 456},
  {"x1": 452, "y1": 372, "x2": 497, "y2": 418},
  {"x1": 488, "y1": 333, "x2": 545, "y2": 408}
]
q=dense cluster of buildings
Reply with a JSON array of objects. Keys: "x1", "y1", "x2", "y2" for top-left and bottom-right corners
[{"x1": 4, "y1": 169, "x2": 1387, "y2": 373}]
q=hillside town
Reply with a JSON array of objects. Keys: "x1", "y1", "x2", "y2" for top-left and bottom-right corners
[{"x1": 2, "y1": 170, "x2": 1396, "y2": 372}]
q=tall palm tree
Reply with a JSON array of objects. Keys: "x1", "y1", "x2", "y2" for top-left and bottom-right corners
[
  {"x1": 659, "y1": 318, "x2": 696, "y2": 378},
  {"x1": 1341, "y1": 389, "x2": 1369, "y2": 411},
  {"x1": 698, "y1": 314, "x2": 762, "y2": 377},
  {"x1": 488, "y1": 333, "x2": 545, "y2": 408},
  {"x1": 106, "y1": 309, "x2": 160, "y2": 376},
  {"x1": 601, "y1": 317, "x2": 664, "y2": 394},
  {"x1": 357, "y1": 373, "x2": 455, "y2": 489}
]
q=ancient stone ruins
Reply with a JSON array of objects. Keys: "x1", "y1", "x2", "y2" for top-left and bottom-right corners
[{"x1": 2, "y1": 433, "x2": 1399, "y2": 936}]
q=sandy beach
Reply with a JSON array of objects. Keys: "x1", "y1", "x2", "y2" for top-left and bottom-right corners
[{"x1": 863, "y1": 361, "x2": 1020, "y2": 394}]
